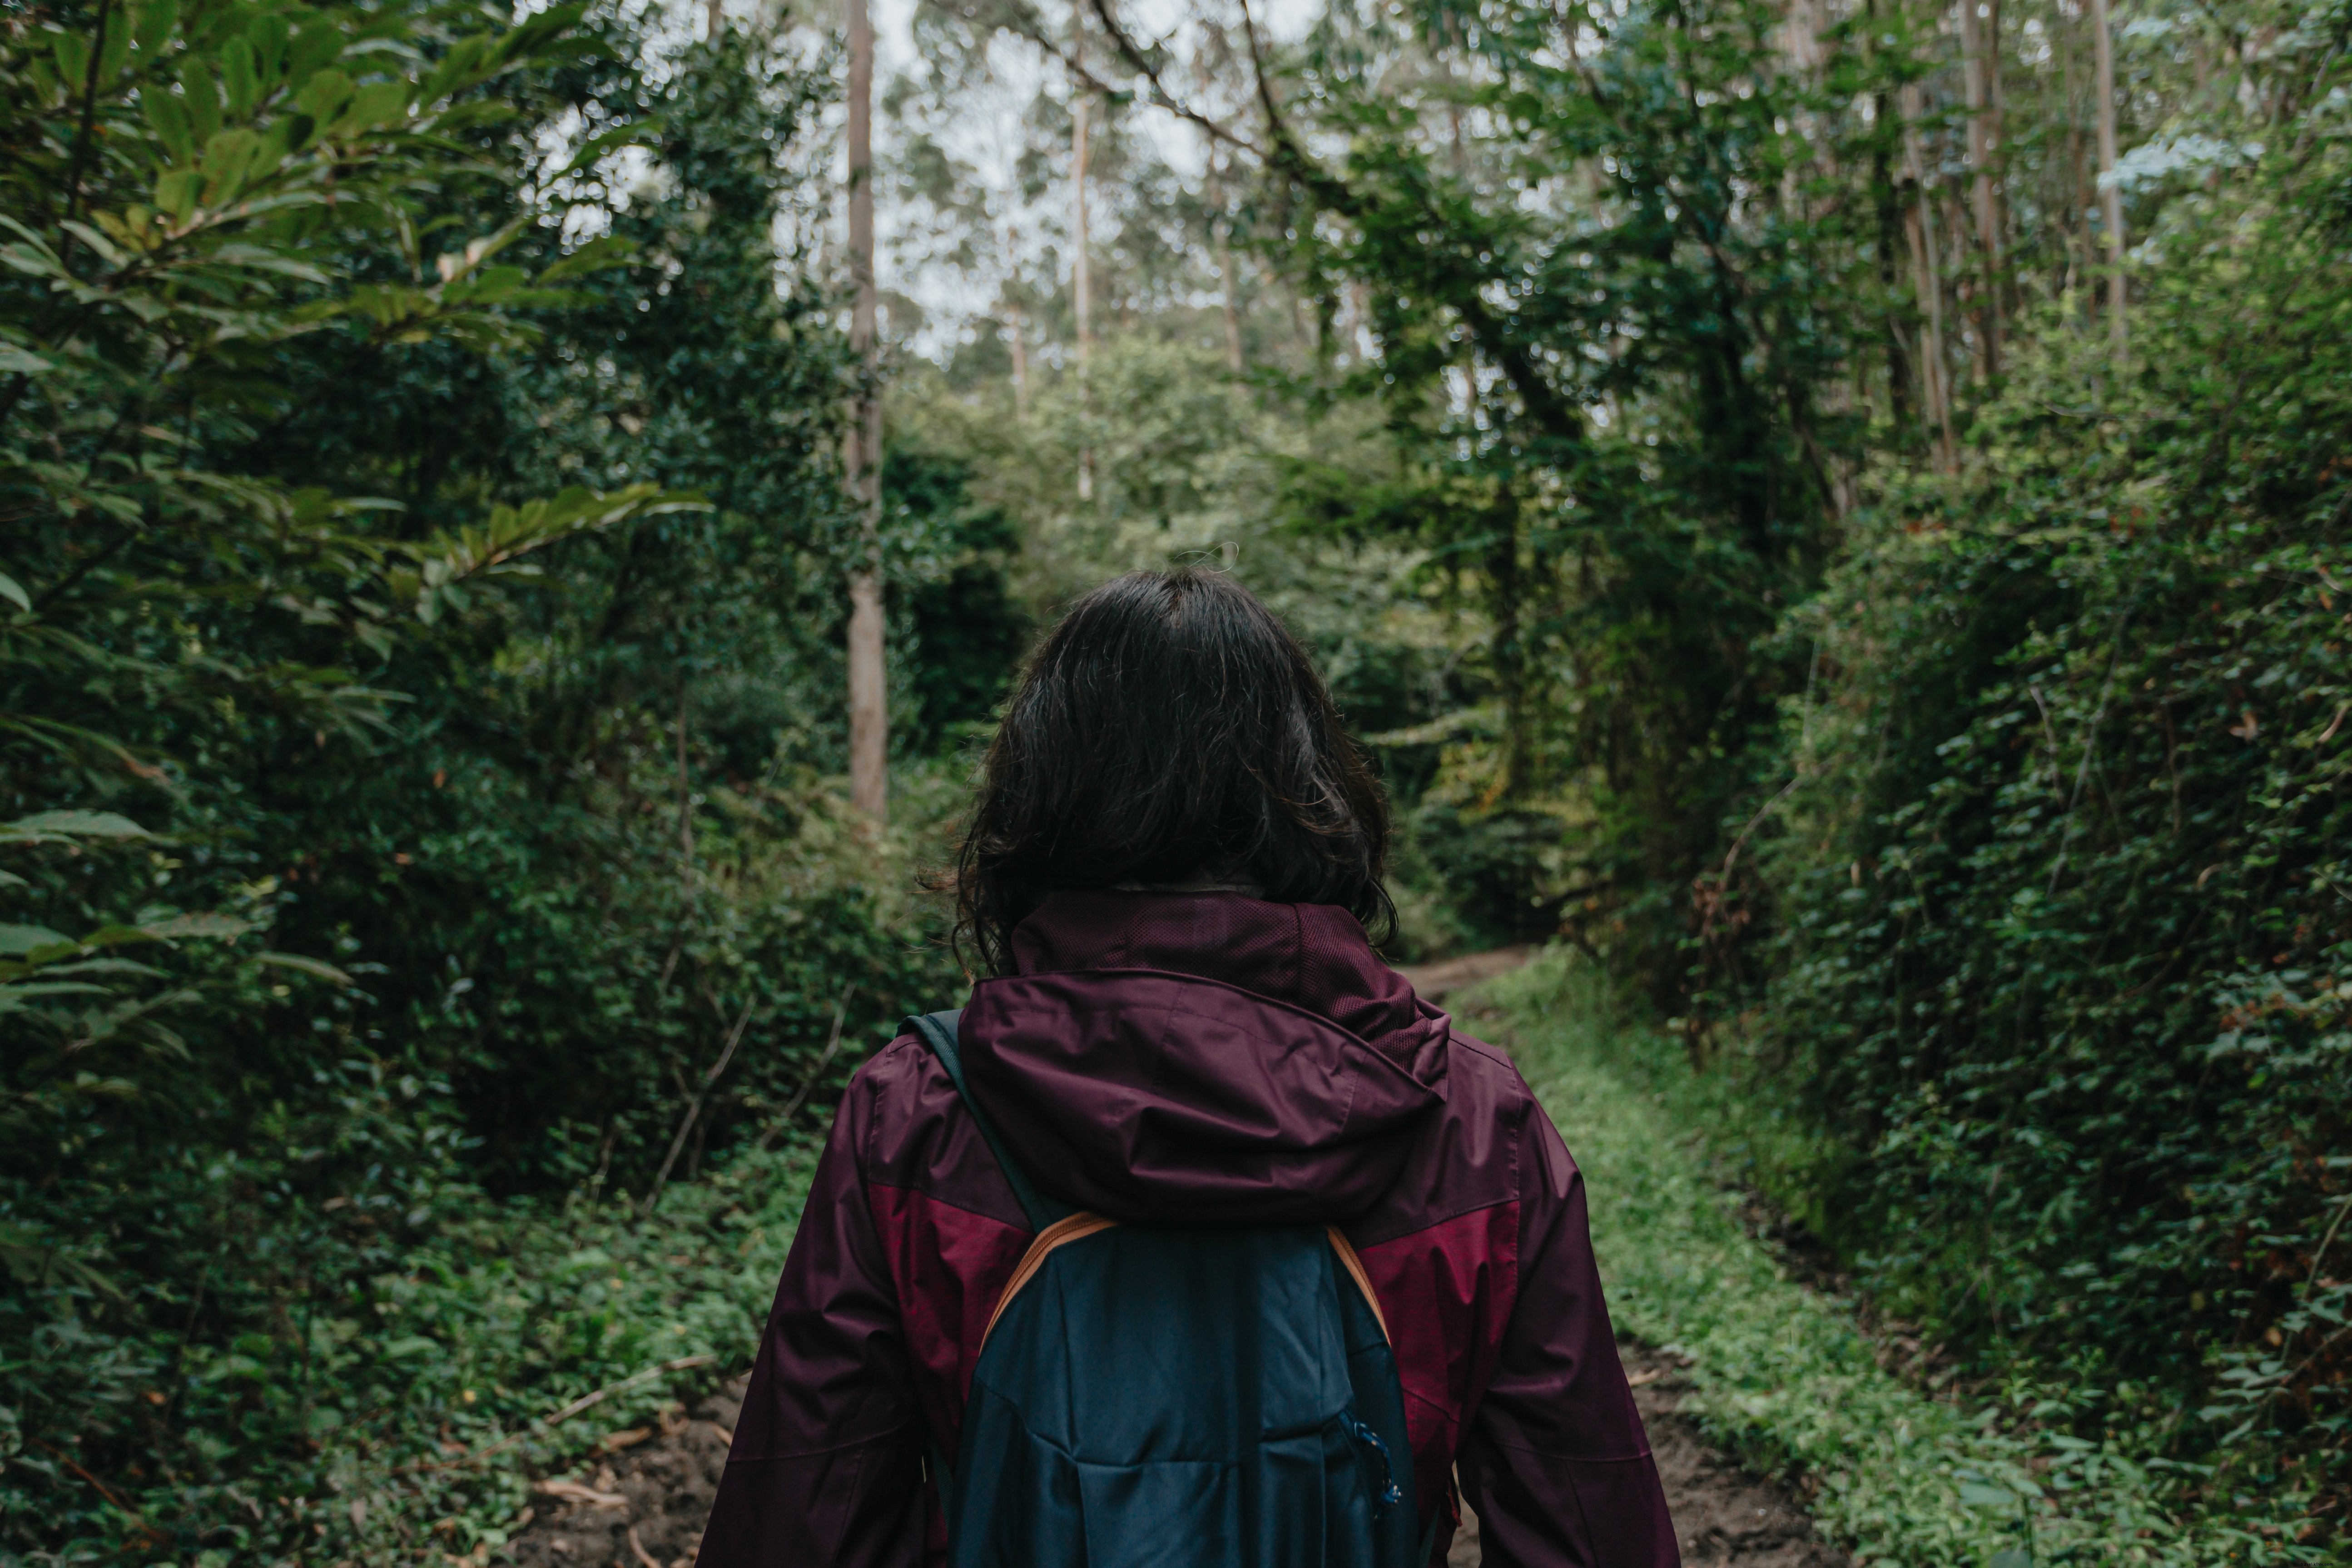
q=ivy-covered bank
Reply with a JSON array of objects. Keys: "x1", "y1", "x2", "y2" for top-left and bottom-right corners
[{"x1": 1492, "y1": 954, "x2": 2322, "y2": 1568}]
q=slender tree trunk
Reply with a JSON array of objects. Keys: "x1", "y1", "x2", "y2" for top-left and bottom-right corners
[
  {"x1": 706, "y1": 0, "x2": 722, "y2": 37},
  {"x1": 1072, "y1": 89, "x2": 1095, "y2": 501},
  {"x1": 2089, "y1": 0, "x2": 2128, "y2": 366},
  {"x1": 1902, "y1": 85, "x2": 1958, "y2": 470},
  {"x1": 1491, "y1": 493, "x2": 1527, "y2": 801},
  {"x1": 1955, "y1": 0, "x2": 2002, "y2": 375},
  {"x1": 1007, "y1": 298, "x2": 1030, "y2": 420},
  {"x1": 2060, "y1": 10, "x2": 2088, "y2": 307},
  {"x1": 845, "y1": 0, "x2": 887, "y2": 824},
  {"x1": 1986, "y1": 0, "x2": 2009, "y2": 246},
  {"x1": 1210, "y1": 160, "x2": 1245, "y2": 373},
  {"x1": 1876, "y1": 131, "x2": 1913, "y2": 426},
  {"x1": 1219, "y1": 226, "x2": 1245, "y2": 372}
]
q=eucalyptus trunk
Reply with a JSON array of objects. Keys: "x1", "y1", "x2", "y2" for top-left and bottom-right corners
[{"x1": 845, "y1": 0, "x2": 887, "y2": 824}]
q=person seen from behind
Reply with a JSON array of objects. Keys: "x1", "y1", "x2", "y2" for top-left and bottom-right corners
[{"x1": 697, "y1": 569, "x2": 1676, "y2": 1567}]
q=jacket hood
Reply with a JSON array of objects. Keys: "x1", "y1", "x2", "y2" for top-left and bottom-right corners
[{"x1": 957, "y1": 891, "x2": 1451, "y2": 1224}]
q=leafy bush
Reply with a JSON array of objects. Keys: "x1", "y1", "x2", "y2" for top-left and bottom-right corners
[
  {"x1": 0, "y1": 2, "x2": 978, "y2": 1559},
  {"x1": 1695, "y1": 101, "x2": 2352, "y2": 1510},
  {"x1": 1497, "y1": 952, "x2": 2324, "y2": 1565}
]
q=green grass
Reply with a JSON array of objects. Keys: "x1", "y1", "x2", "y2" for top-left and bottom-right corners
[{"x1": 1488, "y1": 951, "x2": 2322, "y2": 1568}]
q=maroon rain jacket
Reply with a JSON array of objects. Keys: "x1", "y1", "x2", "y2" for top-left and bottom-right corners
[{"x1": 698, "y1": 891, "x2": 1677, "y2": 1568}]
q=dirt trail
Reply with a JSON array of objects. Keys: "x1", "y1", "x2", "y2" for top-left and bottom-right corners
[
  {"x1": 507, "y1": 1351, "x2": 1844, "y2": 1568},
  {"x1": 507, "y1": 947, "x2": 1846, "y2": 1566},
  {"x1": 1442, "y1": 1344, "x2": 1846, "y2": 1567}
]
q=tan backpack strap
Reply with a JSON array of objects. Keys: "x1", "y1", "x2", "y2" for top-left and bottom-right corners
[
  {"x1": 980, "y1": 1218, "x2": 1394, "y2": 1350},
  {"x1": 1325, "y1": 1226, "x2": 1390, "y2": 1343},
  {"x1": 980, "y1": 1212, "x2": 1121, "y2": 1348}
]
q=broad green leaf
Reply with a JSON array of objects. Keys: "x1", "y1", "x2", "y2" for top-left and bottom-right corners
[
  {"x1": 0, "y1": 347, "x2": 50, "y2": 378},
  {"x1": 198, "y1": 128, "x2": 259, "y2": 205},
  {"x1": 0, "y1": 572, "x2": 29, "y2": 611},
  {"x1": 39, "y1": 958, "x2": 169, "y2": 978},
  {"x1": 0, "y1": 981, "x2": 114, "y2": 999},
  {"x1": 287, "y1": 20, "x2": 342, "y2": 82},
  {"x1": 97, "y1": 10, "x2": 133, "y2": 80},
  {"x1": 336, "y1": 78, "x2": 409, "y2": 134},
  {"x1": 417, "y1": 32, "x2": 491, "y2": 105},
  {"x1": 142, "y1": 86, "x2": 197, "y2": 164},
  {"x1": 220, "y1": 36, "x2": 258, "y2": 117},
  {"x1": 132, "y1": 0, "x2": 179, "y2": 55},
  {"x1": 246, "y1": 10, "x2": 289, "y2": 86},
  {"x1": 155, "y1": 168, "x2": 200, "y2": 222},
  {"x1": 52, "y1": 29, "x2": 90, "y2": 90},
  {"x1": 180, "y1": 59, "x2": 220, "y2": 144},
  {"x1": 71, "y1": 925, "x2": 167, "y2": 951},
  {"x1": 293, "y1": 66, "x2": 353, "y2": 123},
  {"x1": 256, "y1": 951, "x2": 354, "y2": 985},
  {"x1": 139, "y1": 911, "x2": 253, "y2": 940},
  {"x1": 57, "y1": 222, "x2": 125, "y2": 269},
  {"x1": 5, "y1": 810, "x2": 151, "y2": 839},
  {"x1": 0, "y1": 924, "x2": 71, "y2": 956},
  {"x1": 537, "y1": 233, "x2": 635, "y2": 283}
]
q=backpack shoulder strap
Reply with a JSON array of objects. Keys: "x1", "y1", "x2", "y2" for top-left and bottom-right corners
[{"x1": 904, "y1": 1009, "x2": 1072, "y2": 1231}]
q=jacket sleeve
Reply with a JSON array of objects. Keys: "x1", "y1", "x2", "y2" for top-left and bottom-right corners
[
  {"x1": 697, "y1": 1072, "x2": 928, "y2": 1568},
  {"x1": 1454, "y1": 1102, "x2": 1679, "y2": 1568}
]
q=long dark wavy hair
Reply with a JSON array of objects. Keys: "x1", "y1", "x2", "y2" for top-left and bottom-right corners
[{"x1": 953, "y1": 569, "x2": 1393, "y2": 975}]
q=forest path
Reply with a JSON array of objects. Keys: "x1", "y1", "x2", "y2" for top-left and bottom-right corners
[{"x1": 504, "y1": 947, "x2": 1846, "y2": 1568}]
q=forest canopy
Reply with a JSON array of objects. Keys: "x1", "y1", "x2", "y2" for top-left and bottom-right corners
[{"x1": 5, "y1": 0, "x2": 2352, "y2": 1555}]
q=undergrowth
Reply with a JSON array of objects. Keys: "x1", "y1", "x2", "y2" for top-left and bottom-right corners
[
  {"x1": 1491, "y1": 950, "x2": 2331, "y2": 1567},
  {"x1": 6, "y1": 1137, "x2": 813, "y2": 1567}
]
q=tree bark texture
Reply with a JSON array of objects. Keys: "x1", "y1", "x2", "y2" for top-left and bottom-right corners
[
  {"x1": 1901, "y1": 84, "x2": 1958, "y2": 471},
  {"x1": 1955, "y1": 0, "x2": 2002, "y2": 375},
  {"x1": 2088, "y1": 0, "x2": 2128, "y2": 365},
  {"x1": 1072, "y1": 88, "x2": 1095, "y2": 501},
  {"x1": 845, "y1": 0, "x2": 887, "y2": 824},
  {"x1": 1211, "y1": 159, "x2": 1244, "y2": 373}
]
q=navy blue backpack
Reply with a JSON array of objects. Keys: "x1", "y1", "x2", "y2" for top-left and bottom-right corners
[{"x1": 908, "y1": 1010, "x2": 1436, "y2": 1568}]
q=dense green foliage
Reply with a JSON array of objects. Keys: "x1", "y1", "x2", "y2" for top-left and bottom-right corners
[
  {"x1": 0, "y1": 0, "x2": 1013, "y2": 1557},
  {"x1": 1496, "y1": 953, "x2": 2321, "y2": 1563},
  {"x1": 10, "y1": 0, "x2": 2352, "y2": 1547},
  {"x1": 1716, "y1": 114, "x2": 2352, "y2": 1505}
]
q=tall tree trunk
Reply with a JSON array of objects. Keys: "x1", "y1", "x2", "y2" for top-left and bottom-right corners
[
  {"x1": 1955, "y1": 0, "x2": 2002, "y2": 376},
  {"x1": 2059, "y1": 10, "x2": 2088, "y2": 306},
  {"x1": 1491, "y1": 492, "x2": 1527, "y2": 801},
  {"x1": 1007, "y1": 298, "x2": 1030, "y2": 420},
  {"x1": 706, "y1": 0, "x2": 722, "y2": 37},
  {"x1": 2089, "y1": 0, "x2": 2128, "y2": 366},
  {"x1": 844, "y1": 0, "x2": 887, "y2": 824},
  {"x1": 1210, "y1": 159, "x2": 1244, "y2": 373},
  {"x1": 1902, "y1": 85, "x2": 1958, "y2": 471},
  {"x1": 1072, "y1": 88, "x2": 1095, "y2": 501}
]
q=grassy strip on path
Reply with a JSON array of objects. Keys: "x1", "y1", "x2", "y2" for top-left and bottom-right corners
[{"x1": 1488, "y1": 952, "x2": 2318, "y2": 1568}]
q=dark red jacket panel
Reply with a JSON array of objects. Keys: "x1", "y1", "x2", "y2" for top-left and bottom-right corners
[{"x1": 699, "y1": 893, "x2": 1676, "y2": 1568}]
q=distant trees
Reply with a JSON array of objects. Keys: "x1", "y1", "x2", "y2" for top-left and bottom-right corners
[{"x1": 903, "y1": 0, "x2": 2352, "y2": 1507}]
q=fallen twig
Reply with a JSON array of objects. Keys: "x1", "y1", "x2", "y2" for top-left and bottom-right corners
[
  {"x1": 759, "y1": 985, "x2": 853, "y2": 1149},
  {"x1": 391, "y1": 1355, "x2": 715, "y2": 1476}
]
